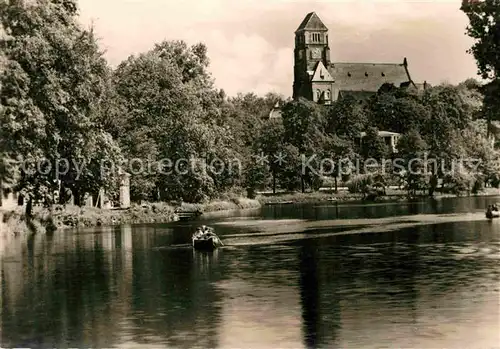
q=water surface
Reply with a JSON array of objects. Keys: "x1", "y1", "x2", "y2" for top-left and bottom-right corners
[{"x1": 1, "y1": 196, "x2": 499, "y2": 348}]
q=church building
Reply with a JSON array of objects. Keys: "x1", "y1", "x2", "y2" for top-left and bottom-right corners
[{"x1": 292, "y1": 12, "x2": 421, "y2": 104}]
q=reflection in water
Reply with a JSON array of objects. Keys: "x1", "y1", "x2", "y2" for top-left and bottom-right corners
[
  {"x1": 262, "y1": 195, "x2": 499, "y2": 221},
  {"x1": 1, "y1": 197, "x2": 500, "y2": 348},
  {"x1": 299, "y1": 241, "x2": 321, "y2": 349}
]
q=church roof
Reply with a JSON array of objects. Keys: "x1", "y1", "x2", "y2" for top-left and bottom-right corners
[
  {"x1": 295, "y1": 12, "x2": 328, "y2": 33},
  {"x1": 338, "y1": 90, "x2": 376, "y2": 101},
  {"x1": 328, "y1": 60, "x2": 412, "y2": 92}
]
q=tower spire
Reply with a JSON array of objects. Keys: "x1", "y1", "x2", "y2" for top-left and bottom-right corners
[{"x1": 295, "y1": 12, "x2": 328, "y2": 33}]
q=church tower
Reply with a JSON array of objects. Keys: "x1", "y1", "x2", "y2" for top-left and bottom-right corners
[
  {"x1": 293, "y1": 12, "x2": 331, "y2": 101},
  {"x1": 290, "y1": 12, "x2": 415, "y2": 105}
]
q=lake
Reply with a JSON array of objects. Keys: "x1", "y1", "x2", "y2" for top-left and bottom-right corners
[{"x1": 1, "y1": 196, "x2": 500, "y2": 348}]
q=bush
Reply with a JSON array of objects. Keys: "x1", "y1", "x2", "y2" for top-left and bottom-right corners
[
  {"x1": 347, "y1": 173, "x2": 389, "y2": 201},
  {"x1": 443, "y1": 169, "x2": 476, "y2": 195},
  {"x1": 472, "y1": 179, "x2": 483, "y2": 194},
  {"x1": 347, "y1": 174, "x2": 374, "y2": 194}
]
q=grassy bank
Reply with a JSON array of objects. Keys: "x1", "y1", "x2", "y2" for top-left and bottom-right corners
[
  {"x1": 0, "y1": 208, "x2": 55, "y2": 240},
  {"x1": 46, "y1": 197, "x2": 261, "y2": 230},
  {"x1": 0, "y1": 197, "x2": 262, "y2": 238}
]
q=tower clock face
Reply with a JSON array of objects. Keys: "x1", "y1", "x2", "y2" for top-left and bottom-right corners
[{"x1": 311, "y1": 47, "x2": 322, "y2": 59}]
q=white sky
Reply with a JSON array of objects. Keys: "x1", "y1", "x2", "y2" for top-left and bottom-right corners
[{"x1": 78, "y1": 0, "x2": 479, "y2": 97}]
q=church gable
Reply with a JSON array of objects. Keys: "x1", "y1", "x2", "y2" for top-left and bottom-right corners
[
  {"x1": 311, "y1": 61, "x2": 334, "y2": 82},
  {"x1": 328, "y1": 61, "x2": 413, "y2": 92}
]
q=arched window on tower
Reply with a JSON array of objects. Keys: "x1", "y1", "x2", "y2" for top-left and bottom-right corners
[
  {"x1": 325, "y1": 90, "x2": 331, "y2": 100},
  {"x1": 316, "y1": 89, "x2": 321, "y2": 101}
]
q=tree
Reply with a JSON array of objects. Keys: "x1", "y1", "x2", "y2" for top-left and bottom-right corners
[
  {"x1": 0, "y1": 154, "x2": 20, "y2": 196},
  {"x1": 113, "y1": 40, "x2": 240, "y2": 202},
  {"x1": 0, "y1": 0, "x2": 123, "y2": 212},
  {"x1": 367, "y1": 85, "x2": 431, "y2": 134},
  {"x1": 325, "y1": 95, "x2": 367, "y2": 141},
  {"x1": 223, "y1": 92, "x2": 284, "y2": 170},
  {"x1": 253, "y1": 119, "x2": 286, "y2": 194},
  {"x1": 242, "y1": 157, "x2": 269, "y2": 198},
  {"x1": 361, "y1": 127, "x2": 389, "y2": 162},
  {"x1": 460, "y1": 120, "x2": 500, "y2": 188},
  {"x1": 397, "y1": 130, "x2": 429, "y2": 197},
  {"x1": 461, "y1": 0, "x2": 500, "y2": 81},
  {"x1": 461, "y1": 0, "x2": 500, "y2": 134},
  {"x1": 324, "y1": 134, "x2": 354, "y2": 192},
  {"x1": 276, "y1": 144, "x2": 302, "y2": 192},
  {"x1": 281, "y1": 98, "x2": 331, "y2": 192},
  {"x1": 482, "y1": 80, "x2": 500, "y2": 136}
]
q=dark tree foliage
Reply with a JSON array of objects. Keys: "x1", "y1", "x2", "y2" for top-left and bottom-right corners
[
  {"x1": 361, "y1": 127, "x2": 389, "y2": 161},
  {"x1": 325, "y1": 95, "x2": 367, "y2": 141},
  {"x1": 461, "y1": 0, "x2": 500, "y2": 131},
  {"x1": 461, "y1": 0, "x2": 500, "y2": 80},
  {"x1": 1, "y1": 0, "x2": 498, "y2": 206},
  {"x1": 0, "y1": 0, "x2": 122, "y2": 211}
]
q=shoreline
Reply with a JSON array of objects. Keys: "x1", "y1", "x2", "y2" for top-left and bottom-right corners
[
  {"x1": 255, "y1": 188, "x2": 500, "y2": 205},
  {"x1": 1, "y1": 189, "x2": 499, "y2": 240},
  {"x1": 0, "y1": 197, "x2": 262, "y2": 238}
]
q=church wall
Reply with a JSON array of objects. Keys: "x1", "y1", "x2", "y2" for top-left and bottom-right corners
[{"x1": 311, "y1": 82, "x2": 335, "y2": 104}]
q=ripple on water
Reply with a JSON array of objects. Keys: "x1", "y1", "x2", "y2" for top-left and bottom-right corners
[
  {"x1": 350, "y1": 253, "x2": 384, "y2": 258},
  {"x1": 451, "y1": 246, "x2": 478, "y2": 255}
]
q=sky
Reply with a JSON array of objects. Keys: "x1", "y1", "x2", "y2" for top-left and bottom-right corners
[{"x1": 78, "y1": 0, "x2": 479, "y2": 98}]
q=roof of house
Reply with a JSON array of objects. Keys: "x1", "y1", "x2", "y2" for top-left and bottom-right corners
[
  {"x1": 269, "y1": 108, "x2": 283, "y2": 119},
  {"x1": 327, "y1": 61, "x2": 412, "y2": 92},
  {"x1": 296, "y1": 12, "x2": 328, "y2": 32},
  {"x1": 359, "y1": 131, "x2": 401, "y2": 137},
  {"x1": 268, "y1": 101, "x2": 283, "y2": 119}
]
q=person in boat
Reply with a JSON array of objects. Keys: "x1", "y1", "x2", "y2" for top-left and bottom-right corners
[
  {"x1": 486, "y1": 205, "x2": 497, "y2": 219},
  {"x1": 493, "y1": 204, "x2": 499, "y2": 211},
  {"x1": 194, "y1": 225, "x2": 212, "y2": 239},
  {"x1": 194, "y1": 226, "x2": 205, "y2": 239}
]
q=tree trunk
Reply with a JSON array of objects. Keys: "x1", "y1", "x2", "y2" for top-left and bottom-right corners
[
  {"x1": 334, "y1": 176, "x2": 338, "y2": 193},
  {"x1": 26, "y1": 198, "x2": 33, "y2": 218},
  {"x1": 272, "y1": 171, "x2": 276, "y2": 194},
  {"x1": 301, "y1": 175, "x2": 305, "y2": 193},
  {"x1": 74, "y1": 189, "x2": 81, "y2": 206},
  {"x1": 487, "y1": 110, "x2": 492, "y2": 139}
]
